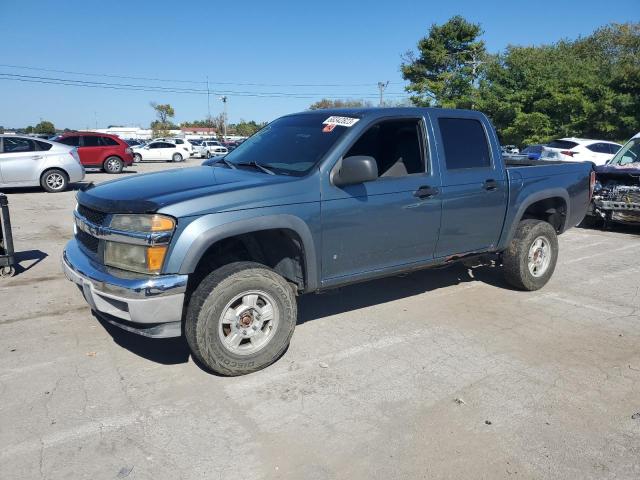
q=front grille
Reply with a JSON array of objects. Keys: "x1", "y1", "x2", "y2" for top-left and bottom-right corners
[
  {"x1": 76, "y1": 229, "x2": 99, "y2": 253},
  {"x1": 78, "y1": 204, "x2": 108, "y2": 226}
]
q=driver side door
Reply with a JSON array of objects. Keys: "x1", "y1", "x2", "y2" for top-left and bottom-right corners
[{"x1": 320, "y1": 116, "x2": 442, "y2": 284}]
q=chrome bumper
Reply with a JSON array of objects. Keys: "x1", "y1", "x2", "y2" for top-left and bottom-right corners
[{"x1": 62, "y1": 239, "x2": 188, "y2": 337}]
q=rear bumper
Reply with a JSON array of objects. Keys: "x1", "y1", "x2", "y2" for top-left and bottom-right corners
[{"x1": 62, "y1": 239, "x2": 188, "y2": 338}]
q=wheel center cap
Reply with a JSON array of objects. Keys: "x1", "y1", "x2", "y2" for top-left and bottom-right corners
[{"x1": 239, "y1": 313, "x2": 254, "y2": 328}]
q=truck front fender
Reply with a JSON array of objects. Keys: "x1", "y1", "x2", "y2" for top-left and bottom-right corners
[{"x1": 165, "y1": 209, "x2": 320, "y2": 291}]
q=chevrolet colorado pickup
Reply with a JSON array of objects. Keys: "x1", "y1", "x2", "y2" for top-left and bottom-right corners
[{"x1": 62, "y1": 108, "x2": 594, "y2": 375}]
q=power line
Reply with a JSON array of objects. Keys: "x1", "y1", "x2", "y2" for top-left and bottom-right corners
[
  {"x1": 0, "y1": 73, "x2": 410, "y2": 99},
  {"x1": 0, "y1": 63, "x2": 404, "y2": 88}
]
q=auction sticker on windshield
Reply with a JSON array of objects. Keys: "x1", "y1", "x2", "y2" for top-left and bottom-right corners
[{"x1": 322, "y1": 116, "x2": 360, "y2": 128}]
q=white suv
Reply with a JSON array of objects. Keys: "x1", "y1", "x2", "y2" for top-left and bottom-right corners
[
  {"x1": 540, "y1": 138, "x2": 622, "y2": 165},
  {"x1": 153, "y1": 137, "x2": 195, "y2": 157}
]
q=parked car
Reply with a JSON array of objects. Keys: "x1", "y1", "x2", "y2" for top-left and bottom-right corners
[
  {"x1": 520, "y1": 144, "x2": 545, "y2": 160},
  {"x1": 0, "y1": 135, "x2": 84, "y2": 192},
  {"x1": 132, "y1": 141, "x2": 187, "y2": 162},
  {"x1": 51, "y1": 132, "x2": 133, "y2": 173},
  {"x1": 197, "y1": 141, "x2": 228, "y2": 158},
  {"x1": 63, "y1": 107, "x2": 593, "y2": 376},
  {"x1": 153, "y1": 137, "x2": 195, "y2": 157},
  {"x1": 586, "y1": 132, "x2": 640, "y2": 227},
  {"x1": 501, "y1": 145, "x2": 519, "y2": 155},
  {"x1": 540, "y1": 138, "x2": 621, "y2": 165}
]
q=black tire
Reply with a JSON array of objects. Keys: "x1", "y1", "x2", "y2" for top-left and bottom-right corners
[
  {"x1": 185, "y1": 261, "x2": 297, "y2": 376},
  {"x1": 172, "y1": 153, "x2": 183, "y2": 163},
  {"x1": 40, "y1": 169, "x2": 69, "y2": 193},
  {"x1": 103, "y1": 156, "x2": 124, "y2": 174},
  {"x1": 503, "y1": 219, "x2": 558, "y2": 291},
  {"x1": 133, "y1": 153, "x2": 142, "y2": 163},
  {"x1": 206, "y1": 151, "x2": 211, "y2": 159}
]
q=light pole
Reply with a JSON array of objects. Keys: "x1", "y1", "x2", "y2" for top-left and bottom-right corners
[
  {"x1": 377, "y1": 81, "x2": 389, "y2": 107},
  {"x1": 220, "y1": 96, "x2": 228, "y2": 140}
]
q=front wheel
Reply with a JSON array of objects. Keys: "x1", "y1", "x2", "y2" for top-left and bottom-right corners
[
  {"x1": 133, "y1": 153, "x2": 142, "y2": 163},
  {"x1": 502, "y1": 219, "x2": 558, "y2": 291},
  {"x1": 40, "y1": 169, "x2": 69, "y2": 193},
  {"x1": 185, "y1": 262, "x2": 297, "y2": 376},
  {"x1": 172, "y1": 153, "x2": 184, "y2": 163}
]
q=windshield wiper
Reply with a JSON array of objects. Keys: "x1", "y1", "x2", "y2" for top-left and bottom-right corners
[
  {"x1": 235, "y1": 161, "x2": 276, "y2": 175},
  {"x1": 212, "y1": 157, "x2": 237, "y2": 169}
]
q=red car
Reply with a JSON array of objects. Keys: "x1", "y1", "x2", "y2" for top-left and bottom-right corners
[{"x1": 52, "y1": 132, "x2": 133, "y2": 173}]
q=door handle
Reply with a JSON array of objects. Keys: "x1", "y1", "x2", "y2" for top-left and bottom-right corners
[
  {"x1": 414, "y1": 186, "x2": 439, "y2": 198},
  {"x1": 484, "y1": 179, "x2": 498, "y2": 191},
  {"x1": 31, "y1": 155, "x2": 43, "y2": 160}
]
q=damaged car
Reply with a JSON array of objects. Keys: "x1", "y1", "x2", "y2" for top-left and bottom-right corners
[{"x1": 587, "y1": 132, "x2": 640, "y2": 227}]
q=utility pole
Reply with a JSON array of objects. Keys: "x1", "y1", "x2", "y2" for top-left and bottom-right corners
[
  {"x1": 220, "y1": 96, "x2": 228, "y2": 140},
  {"x1": 206, "y1": 76, "x2": 211, "y2": 121},
  {"x1": 377, "y1": 81, "x2": 389, "y2": 107},
  {"x1": 94, "y1": 111, "x2": 98, "y2": 129}
]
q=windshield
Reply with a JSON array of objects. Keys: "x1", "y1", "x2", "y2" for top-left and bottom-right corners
[
  {"x1": 222, "y1": 113, "x2": 354, "y2": 175},
  {"x1": 607, "y1": 137, "x2": 640, "y2": 166}
]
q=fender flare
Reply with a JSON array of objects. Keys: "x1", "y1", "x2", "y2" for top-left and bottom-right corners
[
  {"x1": 500, "y1": 188, "x2": 571, "y2": 248},
  {"x1": 175, "y1": 214, "x2": 319, "y2": 290}
]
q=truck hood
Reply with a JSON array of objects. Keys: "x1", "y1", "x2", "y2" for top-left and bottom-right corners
[
  {"x1": 594, "y1": 164, "x2": 640, "y2": 184},
  {"x1": 77, "y1": 166, "x2": 310, "y2": 214}
]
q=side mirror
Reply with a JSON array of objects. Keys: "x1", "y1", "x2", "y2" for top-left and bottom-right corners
[{"x1": 332, "y1": 156, "x2": 378, "y2": 186}]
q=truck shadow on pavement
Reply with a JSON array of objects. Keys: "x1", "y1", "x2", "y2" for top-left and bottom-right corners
[
  {"x1": 93, "y1": 261, "x2": 509, "y2": 369},
  {"x1": 298, "y1": 261, "x2": 510, "y2": 324}
]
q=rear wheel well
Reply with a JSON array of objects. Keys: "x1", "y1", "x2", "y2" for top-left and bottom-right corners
[
  {"x1": 520, "y1": 197, "x2": 567, "y2": 232},
  {"x1": 40, "y1": 167, "x2": 69, "y2": 181},
  {"x1": 188, "y1": 229, "x2": 306, "y2": 294}
]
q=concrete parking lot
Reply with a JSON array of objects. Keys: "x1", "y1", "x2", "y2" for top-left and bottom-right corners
[{"x1": 1, "y1": 159, "x2": 639, "y2": 479}]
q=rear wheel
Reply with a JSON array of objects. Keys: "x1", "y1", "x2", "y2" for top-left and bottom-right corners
[
  {"x1": 133, "y1": 153, "x2": 142, "y2": 163},
  {"x1": 172, "y1": 153, "x2": 183, "y2": 162},
  {"x1": 40, "y1": 169, "x2": 69, "y2": 193},
  {"x1": 503, "y1": 219, "x2": 558, "y2": 291},
  {"x1": 185, "y1": 261, "x2": 297, "y2": 376},
  {"x1": 103, "y1": 156, "x2": 124, "y2": 173}
]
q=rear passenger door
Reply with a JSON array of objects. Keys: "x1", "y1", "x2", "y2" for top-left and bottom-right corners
[
  {"x1": 428, "y1": 111, "x2": 507, "y2": 258},
  {"x1": 78, "y1": 136, "x2": 104, "y2": 166}
]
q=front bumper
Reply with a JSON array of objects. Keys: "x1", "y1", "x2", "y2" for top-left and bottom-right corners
[{"x1": 62, "y1": 239, "x2": 188, "y2": 338}]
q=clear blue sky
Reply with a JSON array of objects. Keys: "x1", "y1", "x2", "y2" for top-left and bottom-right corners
[{"x1": 0, "y1": 0, "x2": 636, "y2": 129}]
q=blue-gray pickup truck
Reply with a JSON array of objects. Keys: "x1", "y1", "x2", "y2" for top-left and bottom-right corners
[{"x1": 63, "y1": 108, "x2": 593, "y2": 375}]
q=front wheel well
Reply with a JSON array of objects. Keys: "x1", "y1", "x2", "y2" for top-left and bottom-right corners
[
  {"x1": 520, "y1": 197, "x2": 567, "y2": 232},
  {"x1": 188, "y1": 229, "x2": 307, "y2": 294}
]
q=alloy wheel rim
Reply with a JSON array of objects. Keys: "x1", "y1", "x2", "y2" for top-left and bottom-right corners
[
  {"x1": 217, "y1": 290, "x2": 279, "y2": 356},
  {"x1": 106, "y1": 158, "x2": 120, "y2": 171},
  {"x1": 46, "y1": 173, "x2": 64, "y2": 190},
  {"x1": 528, "y1": 236, "x2": 551, "y2": 277}
]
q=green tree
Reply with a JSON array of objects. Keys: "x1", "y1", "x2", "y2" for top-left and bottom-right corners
[
  {"x1": 309, "y1": 98, "x2": 372, "y2": 110},
  {"x1": 401, "y1": 15, "x2": 487, "y2": 108},
  {"x1": 34, "y1": 121, "x2": 56, "y2": 135},
  {"x1": 476, "y1": 22, "x2": 640, "y2": 145},
  {"x1": 232, "y1": 120, "x2": 266, "y2": 137},
  {"x1": 150, "y1": 102, "x2": 176, "y2": 137}
]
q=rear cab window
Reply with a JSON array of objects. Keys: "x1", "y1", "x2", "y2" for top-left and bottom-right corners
[{"x1": 438, "y1": 118, "x2": 491, "y2": 170}]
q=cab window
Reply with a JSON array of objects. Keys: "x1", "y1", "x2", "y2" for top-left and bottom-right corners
[{"x1": 345, "y1": 119, "x2": 426, "y2": 177}]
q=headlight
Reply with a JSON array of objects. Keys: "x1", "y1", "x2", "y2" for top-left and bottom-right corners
[
  {"x1": 104, "y1": 242, "x2": 168, "y2": 274},
  {"x1": 110, "y1": 214, "x2": 175, "y2": 232},
  {"x1": 104, "y1": 214, "x2": 175, "y2": 274}
]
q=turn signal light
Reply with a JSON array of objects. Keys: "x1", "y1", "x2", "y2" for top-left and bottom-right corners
[{"x1": 146, "y1": 246, "x2": 168, "y2": 272}]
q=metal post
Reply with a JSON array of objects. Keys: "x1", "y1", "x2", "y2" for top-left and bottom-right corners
[
  {"x1": 220, "y1": 96, "x2": 228, "y2": 140},
  {"x1": 206, "y1": 76, "x2": 211, "y2": 121},
  {"x1": 377, "y1": 81, "x2": 389, "y2": 107}
]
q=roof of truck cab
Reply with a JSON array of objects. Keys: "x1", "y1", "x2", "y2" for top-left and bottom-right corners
[{"x1": 289, "y1": 107, "x2": 479, "y2": 118}]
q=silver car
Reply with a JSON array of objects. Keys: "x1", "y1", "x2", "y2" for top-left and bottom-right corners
[{"x1": 0, "y1": 135, "x2": 85, "y2": 192}]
